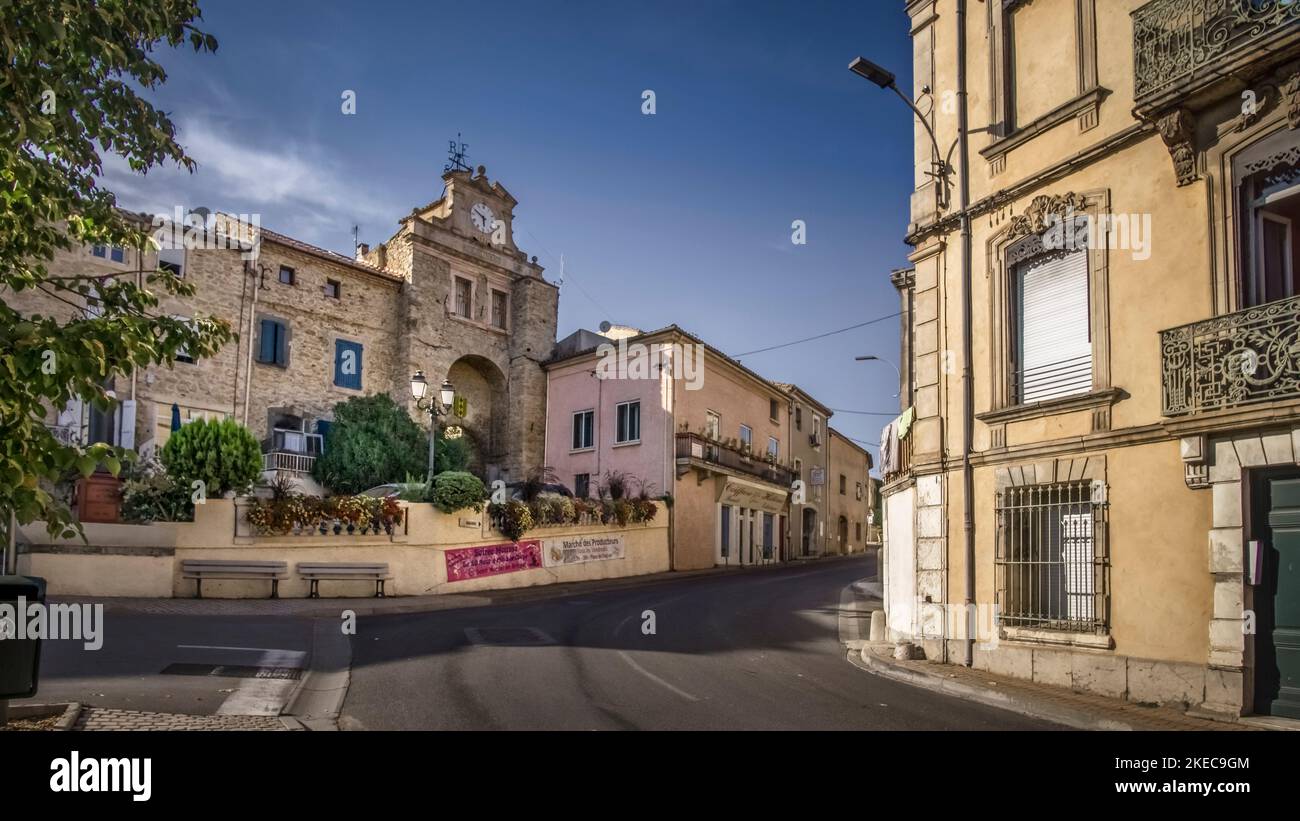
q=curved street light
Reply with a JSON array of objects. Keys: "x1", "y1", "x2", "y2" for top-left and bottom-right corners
[{"x1": 855, "y1": 354, "x2": 900, "y2": 399}]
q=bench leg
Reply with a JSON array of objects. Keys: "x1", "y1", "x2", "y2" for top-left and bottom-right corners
[
  {"x1": 309, "y1": 579, "x2": 319, "y2": 599},
  {"x1": 375, "y1": 579, "x2": 385, "y2": 598},
  {"x1": 195, "y1": 578, "x2": 203, "y2": 599},
  {"x1": 271, "y1": 579, "x2": 279, "y2": 599}
]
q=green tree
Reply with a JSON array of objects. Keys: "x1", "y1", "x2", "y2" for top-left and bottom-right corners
[
  {"x1": 313, "y1": 394, "x2": 428, "y2": 494},
  {"x1": 1, "y1": 1, "x2": 231, "y2": 537},
  {"x1": 161, "y1": 418, "x2": 261, "y2": 497}
]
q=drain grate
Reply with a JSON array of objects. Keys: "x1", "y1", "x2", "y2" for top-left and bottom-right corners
[
  {"x1": 464, "y1": 627, "x2": 556, "y2": 646},
  {"x1": 161, "y1": 663, "x2": 302, "y2": 680}
]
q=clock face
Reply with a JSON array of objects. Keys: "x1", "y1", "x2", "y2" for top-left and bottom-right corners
[{"x1": 470, "y1": 203, "x2": 495, "y2": 234}]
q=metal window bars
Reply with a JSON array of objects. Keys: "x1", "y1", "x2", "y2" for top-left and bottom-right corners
[{"x1": 995, "y1": 480, "x2": 1109, "y2": 634}]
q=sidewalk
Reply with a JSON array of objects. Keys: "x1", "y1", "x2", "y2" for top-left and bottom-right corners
[
  {"x1": 849, "y1": 642, "x2": 1257, "y2": 731},
  {"x1": 60, "y1": 554, "x2": 868, "y2": 618}
]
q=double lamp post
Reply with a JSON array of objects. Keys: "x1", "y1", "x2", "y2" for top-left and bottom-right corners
[{"x1": 409, "y1": 370, "x2": 455, "y2": 482}]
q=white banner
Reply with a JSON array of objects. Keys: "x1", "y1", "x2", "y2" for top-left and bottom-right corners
[{"x1": 543, "y1": 534, "x2": 626, "y2": 567}]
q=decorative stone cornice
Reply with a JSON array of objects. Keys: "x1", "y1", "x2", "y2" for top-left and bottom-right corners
[
  {"x1": 1005, "y1": 192, "x2": 1088, "y2": 242},
  {"x1": 1156, "y1": 107, "x2": 1198, "y2": 187},
  {"x1": 1285, "y1": 71, "x2": 1300, "y2": 130}
]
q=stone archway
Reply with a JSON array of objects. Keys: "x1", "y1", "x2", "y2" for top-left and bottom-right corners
[{"x1": 446, "y1": 354, "x2": 508, "y2": 478}]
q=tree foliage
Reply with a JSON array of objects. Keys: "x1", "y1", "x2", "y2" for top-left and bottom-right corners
[
  {"x1": 313, "y1": 394, "x2": 428, "y2": 495},
  {"x1": 160, "y1": 417, "x2": 261, "y2": 497},
  {"x1": 430, "y1": 471, "x2": 486, "y2": 515},
  {"x1": 1, "y1": 1, "x2": 230, "y2": 536}
]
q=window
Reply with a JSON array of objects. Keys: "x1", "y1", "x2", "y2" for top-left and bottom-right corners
[
  {"x1": 574, "y1": 473, "x2": 591, "y2": 498},
  {"x1": 256, "y1": 318, "x2": 289, "y2": 367},
  {"x1": 721, "y1": 505, "x2": 731, "y2": 559},
  {"x1": 454, "y1": 277, "x2": 472, "y2": 318},
  {"x1": 762, "y1": 513, "x2": 774, "y2": 560},
  {"x1": 811, "y1": 415, "x2": 821, "y2": 447},
  {"x1": 795, "y1": 406, "x2": 802, "y2": 431},
  {"x1": 1237, "y1": 130, "x2": 1300, "y2": 307},
  {"x1": 839, "y1": 474, "x2": 847, "y2": 495},
  {"x1": 769, "y1": 398, "x2": 779, "y2": 422},
  {"x1": 856, "y1": 522, "x2": 862, "y2": 541},
  {"x1": 705, "y1": 410, "x2": 721, "y2": 439},
  {"x1": 491, "y1": 289, "x2": 507, "y2": 329},
  {"x1": 333, "y1": 339, "x2": 363, "y2": 390},
  {"x1": 173, "y1": 316, "x2": 194, "y2": 364},
  {"x1": 767, "y1": 437, "x2": 779, "y2": 459},
  {"x1": 279, "y1": 265, "x2": 295, "y2": 285},
  {"x1": 572, "y1": 410, "x2": 594, "y2": 450},
  {"x1": 159, "y1": 247, "x2": 185, "y2": 277},
  {"x1": 856, "y1": 481, "x2": 864, "y2": 501},
  {"x1": 91, "y1": 245, "x2": 106, "y2": 258},
  {"x1": 615, "y1": 400, "x2": 640, "y2": 444},
  {"x1": 324, "y1": 279, "x2": 341, "y2": 299},
  {"x1": 995, "y1": 481, "x2": 1106, "y2": 632},
  {"x1": 1014, "y1": 248, "x2": 1091, "y2": 403},
  {"x1": 110, "y1": 246, "x2": 124, "y2": 263},
  {"x1": 739, "y1": 424, "x2": 752, "y2": 451},
  {"x1": 794, "y1": 457, "x2": 802, "y2": 478}
]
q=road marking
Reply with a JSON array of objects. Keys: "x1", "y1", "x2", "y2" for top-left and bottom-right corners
[
  {"x1": 196, "y1": 648, "x2": 305, "y2": 717},
  {"x1": 617, "y1": 651, "x2": 699, "y2": 702}
]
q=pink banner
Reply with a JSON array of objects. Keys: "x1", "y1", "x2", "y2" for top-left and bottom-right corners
[{"x1": 445, "y1": 540, "x2": 542, "y2": 582}]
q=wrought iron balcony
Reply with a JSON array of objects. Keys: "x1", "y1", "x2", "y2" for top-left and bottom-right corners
[
  {"x1": 1132, "y1": 0, "x2": 1300, "y2": 110},
  {"x1": 1160, "y1": 294, "x2": 1300, "y2": 416},
  {"x1": 675, "y1": 432, "x2": 794, "y2": 488}
]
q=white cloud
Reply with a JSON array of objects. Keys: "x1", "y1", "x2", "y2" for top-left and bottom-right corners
[{"x1": 98, "y1": 118, "x2": 401, "y2": 252}]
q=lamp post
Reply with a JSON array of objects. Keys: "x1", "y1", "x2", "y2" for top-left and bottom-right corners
[
  {"x1": 410, "y1": 370, "x2": 455, "y2": 482},
  {"x1": 855, "y1": 354, "x2": 901, "y2": 400}
]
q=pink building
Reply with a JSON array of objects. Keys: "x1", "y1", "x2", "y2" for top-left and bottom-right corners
[{"x1": 544, "y1": 325, "x2": 796, "y2": 569}]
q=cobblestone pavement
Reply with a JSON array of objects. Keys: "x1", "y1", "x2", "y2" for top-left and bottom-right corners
[
  {"x1": 73, "y1": 707, "x2": 291, "y2": 731},
  {"x1": 855, "y1": 644, "x2": 1257, "y2": 731}
]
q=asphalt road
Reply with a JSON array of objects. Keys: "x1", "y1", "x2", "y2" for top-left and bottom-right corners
[{"x1": 342, "y1": 555, "x2": 1058, "y2": 730}]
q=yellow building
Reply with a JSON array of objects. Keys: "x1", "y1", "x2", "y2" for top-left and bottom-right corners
[{"x1": 880, "y1": 0, "x2": 1300, "y2": 719}]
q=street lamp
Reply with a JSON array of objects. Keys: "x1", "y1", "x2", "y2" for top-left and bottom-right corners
[
  {"x1": 856, "y1": 354, "x2": 901, "y2": 399},
  {"x1": 410, "y1": 370, "x2": 454, "y2": 481},
  {"x1": 849, "y1": 56, "x2": 951, "y2": 208}
]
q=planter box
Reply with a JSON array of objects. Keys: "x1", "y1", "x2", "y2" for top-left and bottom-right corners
[{"x1": 76, "y1": 473, "x2": 122, "y2": 524}]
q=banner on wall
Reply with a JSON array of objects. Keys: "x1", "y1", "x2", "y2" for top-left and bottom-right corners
[
  {"x1": 543, "y1": 534, "x2": 626, "y2": 567},
  {"x1": 444, "y1": 540, "x2": 542, "y2": 582}
]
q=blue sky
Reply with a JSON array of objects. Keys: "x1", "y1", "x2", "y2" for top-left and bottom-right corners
[{"x1": 109, "y1": 0, "x2": 915, "y2": 465}]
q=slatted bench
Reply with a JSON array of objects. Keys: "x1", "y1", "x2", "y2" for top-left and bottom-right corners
[
  {"x1": 181, "y1": 560, "x2": 289, "y2": 599},
  {"x1": 296, "y1": 562, "x2": 393, "y2": 598}
]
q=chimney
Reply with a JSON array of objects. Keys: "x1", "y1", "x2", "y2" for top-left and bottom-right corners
[{"x1": 355, "y1": 242, "x2": 369, "y2": 261}]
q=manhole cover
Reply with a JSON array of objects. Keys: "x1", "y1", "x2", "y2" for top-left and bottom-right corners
[
  {"x1": 161, "y1": 663, "x2": 302, "y2": 680},
  {"x1": 464, "y1": 627, "x2": 556, "y2": 646}
]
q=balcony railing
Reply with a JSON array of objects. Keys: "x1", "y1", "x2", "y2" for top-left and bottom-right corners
[
  {"x1": 260, "y1": 428, "x2": 323, "y2": 474},
  {"x1": 1160, "y1": 294, "x2": 1300, "y2": 416},
  {"x1": 1133, "y1": 0, "x2": 1300, "y2": 107},
  {"x1": 675, "y1": 432, "x2": 794, "y2": 488}
]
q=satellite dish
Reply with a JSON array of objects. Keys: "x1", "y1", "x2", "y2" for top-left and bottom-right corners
[{"x1": 599, "y1": 321, "x2": 612, "y2": 332}]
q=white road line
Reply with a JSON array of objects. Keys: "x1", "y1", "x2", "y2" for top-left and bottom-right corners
[
  {"x1": 617, "y1": 651, "x2": 699, "y2": 702},
  {"x1": 194, "y1": 647, "x2": 306, "y2": 717}
]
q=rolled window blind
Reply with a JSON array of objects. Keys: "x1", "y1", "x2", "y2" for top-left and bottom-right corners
[{"x1": 1018, "y1": 250, "x2": 1091, "y2": 402}]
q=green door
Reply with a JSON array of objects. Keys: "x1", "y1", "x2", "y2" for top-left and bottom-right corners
[{"x1": 1263, "y1": 476, "x2": 1300, "y2": 719}]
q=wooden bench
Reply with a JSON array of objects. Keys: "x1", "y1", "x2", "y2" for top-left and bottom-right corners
[
  {"x1": 181, "y1": 560, "x2": 288, "y2": 599},
  {"x1": 296, "y1": 562, "x2": 392, "y2": 598}
]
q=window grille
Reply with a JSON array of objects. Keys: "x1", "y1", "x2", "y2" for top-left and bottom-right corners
[{"x1": 995, "y1": 480, "x2": 1108, "y2": 633}]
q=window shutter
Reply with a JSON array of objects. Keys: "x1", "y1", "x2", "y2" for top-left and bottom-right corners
[
  {"x1": 334, "y1": 340, "x2": 362, "y2": 389},
  {"x1": 1017, "y1": 251, "x2": 1091, "y2": 402},
  {"x1": 274, "y1": 322, "x2": 288, "y2": 366},
  {"x1": 258, "y1": 320, "x2": 276, "y2": 363}
]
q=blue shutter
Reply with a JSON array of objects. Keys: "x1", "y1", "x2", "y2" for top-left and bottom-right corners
[
  {"x1": 274, "y1": 321, "x2": 288, "y2": 366},
  {"x1": 334, "y1": 340, "x2": 362, "y2": 389},
  {"x1": 258, "y1": 320, "x2": 275, "y2": 363}
]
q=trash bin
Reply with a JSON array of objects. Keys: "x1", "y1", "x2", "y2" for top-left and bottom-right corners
[{"x1": 0, "y1": 575, "x2": 46, "y2": 699}]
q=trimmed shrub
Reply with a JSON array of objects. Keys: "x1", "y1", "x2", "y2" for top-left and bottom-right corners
[
  {"x1": 430, "y1": 471, "x2": 486, "y2": 514},
  {"x1": 490, "y1": 500, "x2": 534, "y2": 542},
  {"x1": 161, "y1": 417, "x2": 261, "y2": 497},
  {"x1": 313, "y1": 394, "x2": 427, "y2": 494}
]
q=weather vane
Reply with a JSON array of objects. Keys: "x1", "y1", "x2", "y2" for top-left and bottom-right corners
[{"x1": 445, "y1": 133, "x2": 470, "y2": 173}]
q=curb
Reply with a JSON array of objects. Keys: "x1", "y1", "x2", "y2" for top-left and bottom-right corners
[
  {"x1": 5, "y1": 702, "x2": 83, "y2": 730},
  {"x1": 283, "y1": 618, "x2": 352, "y2": 731},
  {"x1": 848, "y1": 648, "x2": 1133, "y2": 731}
]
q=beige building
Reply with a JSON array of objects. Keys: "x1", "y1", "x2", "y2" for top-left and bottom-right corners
[
  {"x1": 826, "y1": 427, "x2": 875, "y2": 556},
  {"x1": 12, "y1": 165, "x2": 558, "y2": 486},
  {"x1": 773, "y1": 383, "x2": 833, "y2": 558},
  {"x1": 881, "y1": 0, "x2": 1300, "y2": 719}
]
